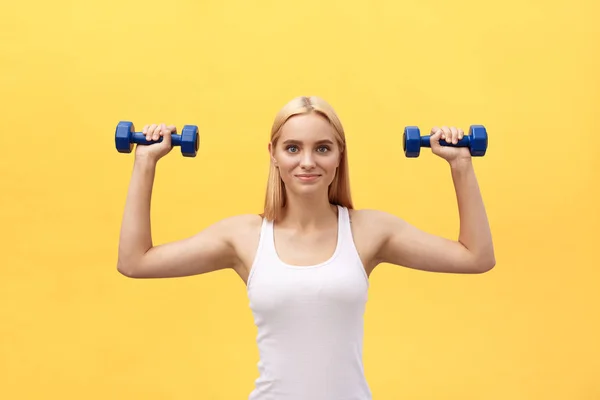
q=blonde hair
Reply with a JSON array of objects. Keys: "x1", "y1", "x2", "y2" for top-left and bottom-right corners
[{"x1": 262, "y1": 96, "x2": 353, "y2": 221}]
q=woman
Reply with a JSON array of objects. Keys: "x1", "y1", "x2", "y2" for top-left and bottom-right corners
[{"x1": 117, "y1": 95, "x2": 495, "y2": 399}]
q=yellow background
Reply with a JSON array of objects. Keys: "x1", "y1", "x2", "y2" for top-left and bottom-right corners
[{"x1": 2, "y1": 0, "x2": 599, "y2": 398}]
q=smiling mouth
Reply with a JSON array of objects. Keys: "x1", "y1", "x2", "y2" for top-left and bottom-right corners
[{"x1": 296, "y1": 174, "x2": 321, "y2": 181}]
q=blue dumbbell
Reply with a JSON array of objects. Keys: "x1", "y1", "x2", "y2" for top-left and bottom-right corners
[
  {"x1": 115, "y1": 121, "x2": 200, "y2": 157},
  {"x1": 403, "y1": 125, "x2": 488, "y2": 158}
]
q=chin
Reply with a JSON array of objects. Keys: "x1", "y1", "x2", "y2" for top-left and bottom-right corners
[{"x1": 291, "y1": 181, "x2": 332, "y2": 197}]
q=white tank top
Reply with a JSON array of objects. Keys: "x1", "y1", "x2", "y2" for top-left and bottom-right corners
[{"x1": 246, "y1": 205, "x2": 372, "y2": 400}]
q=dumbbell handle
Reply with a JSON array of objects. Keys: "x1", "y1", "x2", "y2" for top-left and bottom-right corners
[
  {"x1": 130, "y1": 132, "x2": 183, "y2": 146},
  {"x1": 420, "y1": 135, "x2": 472, "y2": 148}
]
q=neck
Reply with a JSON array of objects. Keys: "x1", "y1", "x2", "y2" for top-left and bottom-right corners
[{"x1": 279, "y1": 190, "x2": 337, "y2": 231}]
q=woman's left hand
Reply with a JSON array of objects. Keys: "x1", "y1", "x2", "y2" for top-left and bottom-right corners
[{"x1": 430, "y1": 126, "x2": 472, "y2": 165}]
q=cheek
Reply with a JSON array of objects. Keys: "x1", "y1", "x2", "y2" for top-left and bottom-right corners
[
  {"x1": 276, "y1": 154, "x2": 296, "y2": 171},
  {"x1": 323, "y1": 154, "x2": 341, "y2": 171}
]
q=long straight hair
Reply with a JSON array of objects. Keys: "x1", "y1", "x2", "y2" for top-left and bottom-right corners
[{"x1": 262, "y1": 96, "x2": 353, "y2": 221}]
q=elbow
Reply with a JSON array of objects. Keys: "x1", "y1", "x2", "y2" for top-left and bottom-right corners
[
  {"x1": 473, "y1": 256, "x2": 496, "y2": 274},
  {"x1": 464, "y1": 244, "x2": 496, "y2": 273},
  {"x1": 117, "y1": 259, "x2": 140, "y2": 278}
]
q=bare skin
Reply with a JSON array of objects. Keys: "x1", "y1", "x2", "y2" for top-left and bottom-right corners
[
  {"x1": 226, "y1": 208, "x2": 396, "y2": 285},
  {"x1": 117, "y1": 114, "x2": 495, "y2": 283}
]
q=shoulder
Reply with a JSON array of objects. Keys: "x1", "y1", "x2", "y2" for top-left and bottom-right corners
[
  {"x1": 214, "y1": 214, "x2": 264, "y2": 256},
  {"x1": 223, "y1": 213, "x2": 263, "y2": 226},
  {"x1": 216, "y1": 214, "x2": 264, "y2": 278},
  {"x1": 348, "y1": 208, "x2": 406, "y2": 232},
  {"x1": 217, "y1": 213, "x2": 263, "y2": 238},
  {"x1": 347, "y1": 208, "x2": 412, "y2": 249},
  {"x1": 346, "y1": 208, "x2": 409, "y2": 264}
]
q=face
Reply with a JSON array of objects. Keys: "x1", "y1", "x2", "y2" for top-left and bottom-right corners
[{"x1": 269, "y1": 113, "x2": 342, "y2": 196}]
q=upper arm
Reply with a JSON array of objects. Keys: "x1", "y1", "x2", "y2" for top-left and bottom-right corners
[
  {"x1": 369, "y1": 210, "x2": 488, "y2": 274},
  {"x1": 118, "y1": 215, "x2": 252, "y2": 279}
]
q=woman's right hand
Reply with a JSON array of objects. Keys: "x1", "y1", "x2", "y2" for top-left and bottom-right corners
[{"x1": 135, "y1": 123, "x2": 176, "y2": 162}]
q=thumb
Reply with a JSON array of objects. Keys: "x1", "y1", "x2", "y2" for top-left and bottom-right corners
[
  {"x1": 160, "y1": 124, "x2": 176, "y2": 146},
  {"x1": 429, "y1": 127, "x2": 443, "y2": 148}
]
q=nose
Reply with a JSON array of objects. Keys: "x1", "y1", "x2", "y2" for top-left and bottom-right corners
[{"x1": 299, "y1": 151, "x2": 316, "y2": 170}]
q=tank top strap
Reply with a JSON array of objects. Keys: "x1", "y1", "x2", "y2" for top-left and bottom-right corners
[
  {"x1": 337, "y1": 205, "x2": 351, "y2": 239},
  {"x1": 247, "y1": 216, "x2": 273, "y2": 290},
  {"x1": 258, "y1": 215, "x2": 279, "y2": 262}
]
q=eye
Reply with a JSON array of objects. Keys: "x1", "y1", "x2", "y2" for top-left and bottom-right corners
[
  {"x1": 317, "y1": 146, "x2": 330, "y2": 153},
  {"x1": 285, "y1": 145, "x2": 299, "y2": 153}
]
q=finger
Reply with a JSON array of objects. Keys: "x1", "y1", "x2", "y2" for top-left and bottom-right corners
[
  {"x1": 166, "y1": 125, "x2": 177, "y2": 134},
  {"x1": 142, "y1": 125, "x2": 149, "y2": 135},
  {"x1": 147, "y1": 124, "x2": 157, "y2": 141},
  {"x1": 440, "y1": 126, "x2": 451, "y2": 142},
  {"x1": 450, "y1": 127, "x2": 458, "y2": 144},
  {"x1": 429, "y1": 127, "x2": 443, "y2": 148},
  {"x1": 458, "y1": 128, "x2": 464, "y2": 142},
  {"x1": 160, "y1": 124, "x2": 170, "y2": 136},
  {"x1": 153, "y1": 123, "x2": 165, "y2": 141},
  {"x1": 431, "y1": 127, "x2": 443, "y2": 139}
]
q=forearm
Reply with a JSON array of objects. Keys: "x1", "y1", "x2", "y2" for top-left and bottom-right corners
[
  {"x1": 117, "y1": 156, "x2": 157, "y2": 271},
  {"x1": 450, "y1": 159, "x2": 496, "y2": 268}
]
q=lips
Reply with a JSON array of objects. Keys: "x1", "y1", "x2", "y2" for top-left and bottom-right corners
[{"x1": 296, "y1": 174, "x2": 321, "y2": 181}]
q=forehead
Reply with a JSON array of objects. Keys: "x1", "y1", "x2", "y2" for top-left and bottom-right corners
[{"x1": 279, "y1": 113, "x2": 336, "y2": 142}]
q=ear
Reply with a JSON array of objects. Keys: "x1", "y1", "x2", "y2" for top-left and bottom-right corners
[
  {"x1": 336, "y1": 146, "x2": 344, "y2": 168},
  {"x1": 268, "y1": 142, "x2": 278, "y2": 166}
]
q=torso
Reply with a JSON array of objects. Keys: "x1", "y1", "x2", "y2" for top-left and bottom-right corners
[{"x1": 229, "y1": 207, "x2": 384, "y2": 286}]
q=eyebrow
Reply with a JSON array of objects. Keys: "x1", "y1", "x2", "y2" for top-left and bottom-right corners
[{"x1": 282, "y1": 139, "x2": 335, "y2": 145}]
